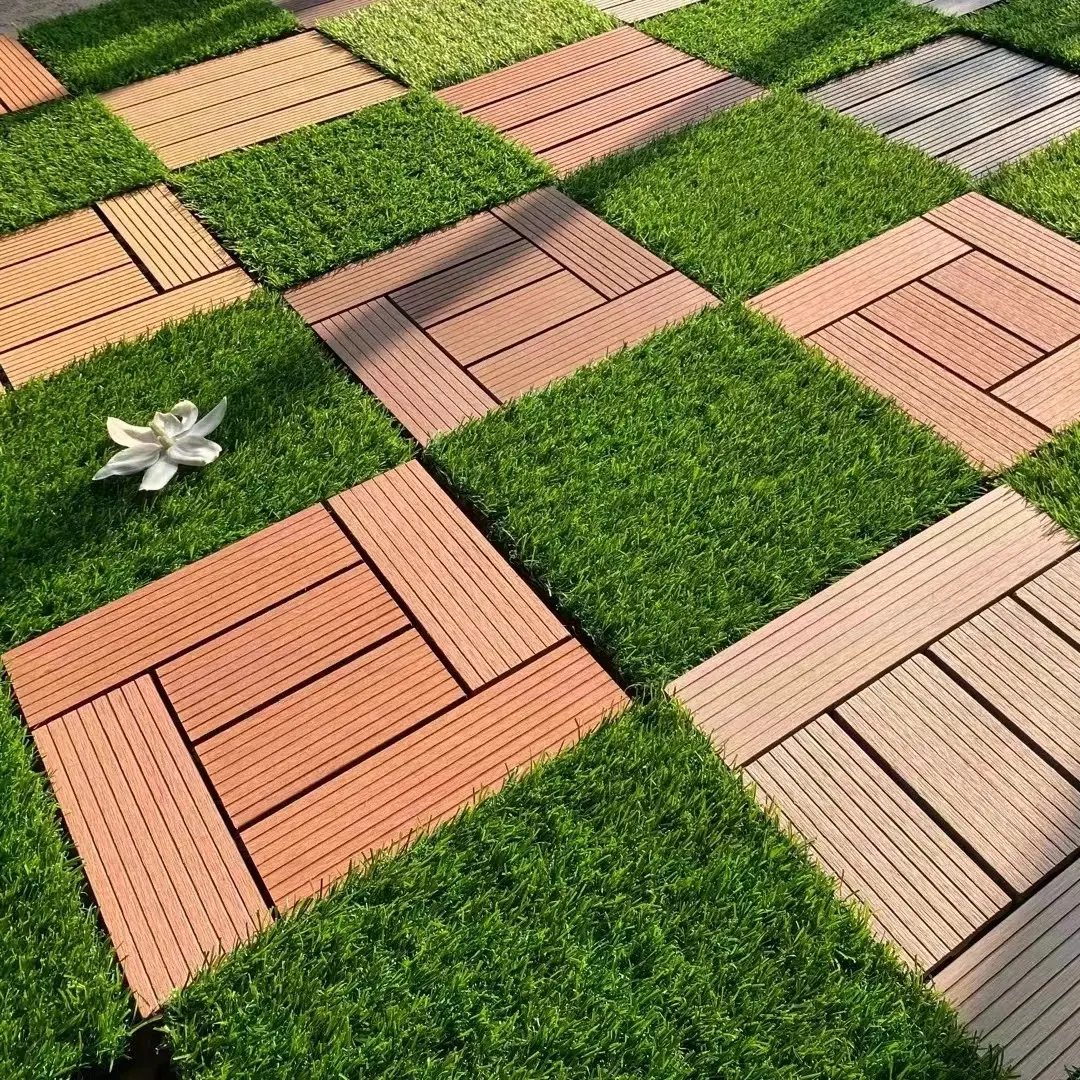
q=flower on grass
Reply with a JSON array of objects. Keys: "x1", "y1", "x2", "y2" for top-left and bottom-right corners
[{"x1": 93, "y1": 398, "x2": 227, "y2": 491}]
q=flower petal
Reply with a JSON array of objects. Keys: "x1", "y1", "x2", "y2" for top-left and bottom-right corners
[
  {"x1": 153, "y1": 411, "x2": 184, "y2": 438},
  {"x1": 188, "y1": 397, "x2": 226, "y2": 438},
  {"x1": 171, "y1": 400, "x2": 199, "y2": 433},
  {"x1": 106, "y1": 417, "x2": 157, "y2": 448},
  {"x1": 93, "y1": 445, "x2": 162, "y2": 480},
  {"x1": 167, "y1": 436, "x2": 221, "y2": 467},
  {"x1": 139, "y1": 458, "x2": 179, "y2": 491}
]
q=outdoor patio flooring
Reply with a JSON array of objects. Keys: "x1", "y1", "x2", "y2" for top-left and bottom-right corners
[
  {"x1": 809, "y1": 35, "x2": 1080, "y2": 176},
  {"x1": 436, "y1": 26, "x2": 761, "y2": 175},
  {"x1": 286, "y1": 186, "x2": 715, "y2": 443},
  {"x1": 278, "y1": 0, "x2": 375, "y2": 28},
  {"x1": 751, "y1": 192, "x2": 1080, "y2": 472},
  {"x1": 670, "y1": 485, "x2": 1080, "y2": 1077},
  {"x1": 100, "y1": 31, "x2": 405, "y2": 168},
  {"x1": 585, "y1": 0, "x2": 704, "y2": 22},
  {"x1": 0, "y1": 183, "x2": 253, "y2": 389},
  {"x1": 3, "y1": 459, "x2": 627, "y2": 1015},
  {"x1": 0, "y1": 35, "x2": 65, "y2": 112}
]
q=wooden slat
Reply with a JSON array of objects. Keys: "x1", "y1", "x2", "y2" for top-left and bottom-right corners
[
  {"x1": 931, "y1": 596, "x2": 1080, "y2": 780},
  {"x1": 329, "y1": 460, "x2": 567, "y2": 690},
  {"x1": 604, "y1": 0, "x2": 703, "y2": 19},
  {"x1": 199, "y1": 629, "x2": 463, "y2": 828},
  {"x1": 0, "y1": 208, "x2": 104, "y2": 272},
  {"x1": 314, "y1": 297, "x2": 499, "y2": 444},
  {"x1": 668, "y1": 487, "x2": 1076, "y2": 766},
  {"x1": 280, "y1": 0, "x2": 378, "y2": 29},
  {"x1": 996, "y1": 339, "x2": 1080, "y2": 431},
  {"x1": 1018, "y1": 551, "x2": 1080, "y2": 648},
  {"x1": 0, "y1": 268, "x2": 254, "y2": 387},
  {"x1": 97, "y1": 185, "x2": 233, "y2": 290},
  {"x1": 935, "y1": 859, "x2": 1080, "y2": 1080},
  {"x1": 4, "y1": 505, "x2": 358, "y2": 727},
  {"x1": 243, "y1": 639, "x2": 628, "y2": 906},
  {"x1": 0, "y1": 37, "x2": 66, "y2": 111},
  {"x1": 749, "y1": 217, "x2": 970, "y2": 338},
  {"x1": 491, "y1": 187, "x2": 669, "y2": 299},
  {"x1": 33, "y1": 677, "x2": 266, "y2": 1015},
  {"x1": 0, "y1": 233, "x2": 130, "y2": 311},
  {"x1": 159, "y1": 564, "x2": 406, "y2": 741},
  {"x1": 747, "y1": 716, "x2": 1007, "y2": 969},
  {"x1": 809, "y1": 313, "x2": 1046, "y2": 472},
  {"x1": 838, "y1": 655, "x2": 1080, "y2": 890},
  {"x1": 472, "y1": 271, "x2": 713, "y2": 400}
]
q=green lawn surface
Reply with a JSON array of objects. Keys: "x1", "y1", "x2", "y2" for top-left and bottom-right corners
[
  {"x1": 642, "y1": 0, "x2": 950, "y2": 89},
  {"x1": 0, "y1": 96, "x2": 163, "y2": 236},
  {"x1": 563, "y1": 91, "x2": 970, "y2": 302},
  {"x1": 1009, "y1": 426, "x2": 1080, "y2": 540},
  {"x1": 20, "y1": 0, "x2": 297, "y2": 96},
  {"x1": 983, "y1": 133, "x2": 1080, "y2": 241},
  {"x1": 177, "y1": 93, "x2": 549, "y2": 288},
  {"x1": 322, "y1": 0, "x2": 614, "y2": 91},
  {"x1": 966, "y1": 0, "x2": 1080, "y2": 73}
]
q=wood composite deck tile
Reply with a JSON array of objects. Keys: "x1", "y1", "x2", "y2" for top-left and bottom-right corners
[
  {"x1": 751, "y1": 194, "x2": 1080, "y2": 470},
  {"x1": 277, "y1": 0, "x2": 377, "y2": 27},
  {"x1": 6, "y1": 460, "x2": 624, "y2": 1009},
  {"x1": 0, "y1": 184, "x2": 253, "y2": 389},
  {"x1": 808, "y1": 36, "x2": 1080, "y2": 176},
  {"x1": 101, "y1": 32, "x2": 405, "y2": 168},
  {"x1": 286, "y1": 188, "x2": 715, "y2": 442},
  {"x1": 0, "y1": 37, "x2": 66, "y2": 113},
  {"x1": 436, "y1": 28, "x2": 761, "y2": 175}
]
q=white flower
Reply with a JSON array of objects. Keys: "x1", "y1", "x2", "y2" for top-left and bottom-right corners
[{"x1": 93, "y1": 398, "x2": 227, "y2": 491}]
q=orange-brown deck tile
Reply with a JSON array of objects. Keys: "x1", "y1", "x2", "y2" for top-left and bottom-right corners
[
  {"x1": 751, "y1": 193, "x2": 1080, "y2": 472},
  {"x1": 286, "y1": 186, "x2": 715, "y2": 443},
  {"x1": 277, "y1": 0, "x2": 377, "y2": 27},
  {"x1": 100, "y1": 31, "x2": 405, "y2": 168},
  {"x1": 436, "y1": 27, "x2": 761, "y2": 175},
  {"x1": 4, "y1": 460, "x2": 627, "y2": 1013},
  {"x1": 0, "y1": 37, "x2": 66, "y2": 113}
]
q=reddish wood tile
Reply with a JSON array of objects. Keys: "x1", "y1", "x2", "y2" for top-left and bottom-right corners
[
  {"x1": 0, "y1": 37, "x2": 66, "y2": 112},
  {"x1": 278, "y1": 0, "x2": 376, "y2": 29},
  {"x1": 996, "y1": 339, "x2": 1080, "y2": 430}
]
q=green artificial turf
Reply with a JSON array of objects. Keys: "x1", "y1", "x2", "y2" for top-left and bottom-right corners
[
  {"x1": 1008, "y1": 426, "x2": 1080, "y2": 539},
  {"x1": 322, "y1": 0, "x2": 614, "y2": 90},
  {"x1": 0, "y1": 678, "x2": 132, "y2": 1080},
  {"x1": 177, "y1": 93, "x2": 549, "y2": 288},
  {"x1": 966, "y1": 0, "x2": 1080, "y2": 73},
  {"x1": 0, "y1": 96, "x2": 164, "y2": 236},
  {"x1": 0, "y1": 291, "x2": 409, "y2": 653},
  {"x1": 20, "y1": 0, "x2": 297, "y2": 96},
  {"x1": 643, "y1": 0, "x2": 950, "y2": 89},
  {"x1": 430, "y1": 304, "x2": 981, "y2": 688},
  {"x1": 983, "y1": 133, "x2": 1080, "y2": 241},
  {"x1": 564, "y1": 91, "x2": 970, "y2": 301},
  {"x1": 166, "y1": 700, "x2": 1000, "y2": 1080}
]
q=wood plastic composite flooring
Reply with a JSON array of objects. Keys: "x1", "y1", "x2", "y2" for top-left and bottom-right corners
[
  {"x1": 3, "y1": 460, "x2": 628, "y2": 1014},
  {"x1": 0, "y1": 183, "x2": 254, "y2": 389},
  {"x1": 669, "y1": 487, "x2": 1080, "y2": 1078},
  {"x1": 436, "y1": 27, "x2": 761, "y2": 175},
  {"x1": 0, "y1": 37, "x2": 65, "y2": 113},
  {"x1": 277, "y1": 0, "x2": 377, "y2": 28},
  {"x1": 586, "y1": 0, "x2": 706, "y2": 22},
  {"x1": 809, "y1": 35, "x2": 1080, "y2": 176},
  {"x1": 285, "y1": 186, "x2": 716, "y2": 443},
  {"x1": 100, "y1": 31, "x2": 405, "y2": 168},
  {"x1": 751, "y1": 192, "x2": 1080, "y2": 472}
]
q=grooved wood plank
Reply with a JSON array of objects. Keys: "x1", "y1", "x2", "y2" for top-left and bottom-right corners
[
  {"x1": 935, "y1": 858, "x2": 1080, "y2": 1080},
  {"x1": 668, "y1": 487, "x2": 1076, "y2": 766},
  {"x1": 285, "y1": 212, "x2": 516, "y2": 324},
  {"x1": 472, "y1": 270, "x2": 713, "y2": 400},
  {"x1": 313, "y1": 297, "x2": 499, "y2": 445},
  {"x1": 996, "y1": 339, "x2": 1080, "y2": 431},
  {"x1": 861, "y1": 280, "x2": 1039, "y2": 388},
  {"x1": 490, "y1": 186, "x2": 670, "y2": 299},
  {"x1": 200, "y1": 629, "x2": 463, "y2": 828},
  {"x1": 159, "y1": 564, "x2": 407, "y2": 741},
  {"x1": 97, "y1": 185, "x2": 233, "y2": 290},
  {"x1": 0, "y1": 233, "x2": 130, "y2": 310},
  {"x1": 809, "y1": 313, "x2": 1046, "y2": 471},
  {"x1": 604, "y1": 0, "x2": 704, "y2": 18},
  {"x1": 244, "y1": 639, "x2": 628, "y2": 906},
  {"x1": 1018, "y1": 552, "x2": 1080, "y2": 647},
  {"x1": 0, "y1": 267, "x2": 254, "y2": 387},
  {"x1": 749, "y1": 217, "x2": 970, "y2": 338},
  {"x1": 838, "y1": 654, "x2": 1080, "y2": 890},
  {"x1": 32, "y1": 677, "x2": 266, "y2": 1016},
  {"x1": 280, "y1": 0, "x2": 378, "y2": 28},
  {"x1": 3, "y1": 505, "x2": 358, "y2": 727},
  {"x1": 925, "y1": 252, "x2": 1080, "y2": 353},
  {"x1": 0, "y1": 37, "x2": 66, "y2": 111},
  {"x1": 931, "y1": 596, "x2": 1080, "y2": 780},
  {"x1": 329, "y1": 460, "x2": 568, "y2": 690},
  {"x1": 0, "y1": 208, "x2": 104, "y2": 272},
  {"x1": 748, "y1": 715, "x2": 1007, "y2": 969}
]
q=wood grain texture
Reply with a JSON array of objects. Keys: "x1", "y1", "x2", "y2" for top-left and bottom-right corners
[{"x1": 0, "y1": 37, "x2": 66, "y2": 111}]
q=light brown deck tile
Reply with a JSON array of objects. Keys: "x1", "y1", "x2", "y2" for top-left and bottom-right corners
[
  {"x1": 996, "y1": 340, "x2": 1080, "y2": 431},
  {"x1": 0, "y1": 232, "x2": 130, "y2": 310},
  {"x1": 0, "y1": 208, "x2": 104, "y2": 271},
  {"x1": 33, "y1": 677, "x2": 266, "y2": 1015},
  {"x1": 1017, "y1": 551, "x2": 1080, "y2": 648},
  {"x1": 278, "y1": 0, "x2": 378, "y2": 28},
  {"x1": 0, "y1": 37, "x2": 66, "y2": 112}
]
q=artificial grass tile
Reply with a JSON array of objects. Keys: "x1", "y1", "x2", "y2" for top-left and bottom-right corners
[
  {"x1": 0, "y1": 676, "x2": 132, "y2": 1080},
  {"x1": 642, "y1": 0, "x2": 951, "y2": 90},
  {"x1": 321, "y1": 0, "x2": 615, "y2": 91},
  {"x1": 20, "y1": 0, "x2": 298, "y2": 96},
  {"x1": 1008, "y1": 427, "x2": 1080, "y2": 539},
  {"x1": 165, "y1": 700, "x2": 1000, "y2": 1080},
  {"x1": 966, "y1": 0, "x2": 1080, "y2": 74},
  {"x1": 982, "y1": 132, "x2": 1080, "y2": 241},
  {"x1": 0, "y1": 291, "x2": 410, "y2": 653},
  {"x1": 430, "y1": 304, "x2": 981, "y2": 688},
  {"x1": 177, "y1": 93, "x2": 549, "y2": 288},
  {"x1": 0, "y1": 96, "x2": 164, "y2": 236},
  {"x1": 563, "y1": 91, "x2": 970, "y2": 302}
]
